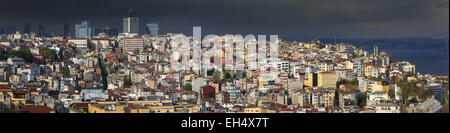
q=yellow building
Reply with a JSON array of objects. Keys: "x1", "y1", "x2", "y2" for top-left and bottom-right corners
[
  {"x1": 364, "y1": 65, "x2": 373, "y2": 77},
  {"x1": 407, "y1": 76, "x2": 417, "y2": 82},
  {"x1": 88, "y1": 104, "x2": 126, "y2": 113},
  {"x1": 319, "y1": 72, "x2": 337, "y2": 89},
  {"x1": 370, "y1": 83, "x2": 384, "y2": 92},
  {"x1": 77, "y1": 100, "x2": 177, "y2": 113},
  {"x1": 127, "y1": 104, "x2": 151, "y2": 113},
  {"x1": 147, "y1": 79, "x2": 156, "y2": 90},
  {"x1": 88, "y1": 103, "x2": 178, "y2": 113},
  {"x1": 322, "y1": 89, "x2": 335, "y2": 107},
  {"x1": 68, "y1": 107, "x2": 83, "y2": 113},
  {"x1": 243, "y1": 106, "x2": 275, "y2": 113},
  {"x1": 305, "y1": 72, "x2": 337, "y2": 89},
  {"x1": 174, "y1": 105, "x2": 201, "y2": 113},
  {"x1": 95, "y1": 100, "x2": 173, "y2": 105},
  {"x1": 258, "y1": 77, "x2": 264, "y2": 86},
  {"x1": 383, "y1": 85, "x2": 390, "y2": 93},
  {"x1": 148, "y1": 106, "x2": 175, "y2": 113},
  {"x1": 244, "y1": 106, "x2": 263, "y2": 113}
]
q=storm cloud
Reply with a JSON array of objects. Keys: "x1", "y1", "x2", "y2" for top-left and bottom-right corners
[{"x1": 0, "y1": 0, "x2": 448, "y2": 39}]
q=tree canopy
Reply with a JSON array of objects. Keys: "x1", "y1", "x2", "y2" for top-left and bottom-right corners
[
  {"x1": 62, "y1": 65, "x2": 70, "y2": 77},
  {"x1": 184, "y1": 83, "x2": 192, "y2": 91},
  {"x1": 0, "y1": 48, "x2": 34, "y2": 63},
  {"x1": 397, "y1": 81, "x2": 431, "y2": 104},
  {"x1": 39, "y1": 47, "x2": 58, "y2": 62},
  {"x1": 123, "y1": 75, "x2": 132, "y2": 86}
]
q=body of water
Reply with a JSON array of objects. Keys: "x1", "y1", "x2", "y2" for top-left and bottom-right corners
[{"x1": 383, "y1": 49, "x2": 449, "y2": 76}]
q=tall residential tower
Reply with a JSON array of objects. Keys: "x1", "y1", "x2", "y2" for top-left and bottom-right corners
[
  {"x1": 123, "y1": 9, "x2": 139, "y2": 34},
  {"x1": 75, "y1": 21, "x2": 94, "y2": 39},
  {"x1": 146, "y1": 23, "x2": 159, "y2": 36}
]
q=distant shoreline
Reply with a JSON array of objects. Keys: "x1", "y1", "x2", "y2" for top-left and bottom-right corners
[
  {"x1": 386, "y1": 49, "x2": 449, "y2": 76},
  {"x1": 297, "y1": 38, "x2": 449, "y2": 52}
]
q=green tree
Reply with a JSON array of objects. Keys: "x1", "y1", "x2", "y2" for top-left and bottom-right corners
[
  {"x1": 123, "y1": 75, "x2": 132, "y2": 86},
  {"x1": 374, "y1": 76, "x2": 383, "y2": 81},
  {"x1": 62, "y1": 65, "x2": 70, "y2": 77},
  {"x1": 388, "y1": 88, "x2": 395, "y2": 99},
  {"x1": 0, "y1": 49, "x2": 8, "y2": 60},
  {"x1": 416, "y1": 85, "x2": 430, "y2": 101},
  {"x1": 104, "y1": 63, "x2": 113, "y2": 70},
  {"x1": 358, "y1": 94, "x2": 366, "y2": 108},
  {"x1": 39, "y1": 47, "x2": 57, "y2": 62},
  {"x1": 221, "y1": 70, "x2": 231, "y2": 82},
  {"x1": 444, "y1": 103, "x2": 449, "y2": 113},
  {"x1": 442, "y1": 97, "x2": 447, "y2": 105},
  {"x1": 119, "y1": 54, "x2": 127, "y2": 62},
  {"x1": 184, "y1": 83, "x2": 192, "y2": 91},
  {"x1": 397, "y1": 81, "x2": 426, "y2": 104},
  {"x1": 5, "y1": 49, "x2": 34, "y2": 63}
]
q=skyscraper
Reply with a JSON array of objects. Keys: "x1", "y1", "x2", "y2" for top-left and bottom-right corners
[
  {"x1": 123, "y1": 9, "x2": 139, "y2": 34},
  {"x1": 146, "y1": 23, "x2": 159, "y2": 36},
  {"x1": 6, "y1": 25, "x2": 17, "y2": 34},
  {"x1": 38, "y1": 24, "x2": 46, "y2": 36},
  {"x1": 64, "y1": 24, "x2": 71, "y2": 36},
  {"x1": 23, "y1": 22, "x2": 31, "y2": 34},
  {"x1": 0, "y1": 27, "x2": 4, "y2": 34},
  {"x1": 75, "y1": 21, "x2": 94, "y2": 39}
]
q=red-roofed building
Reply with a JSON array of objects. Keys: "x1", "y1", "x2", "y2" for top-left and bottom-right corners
[
  {"x1": 201, "y1": 85, "x2": 216, "y2": 103},
  {"x1": 19, "y1": 105, "x2": 55, "y2": 113},
  {"x1": 106, "y1": 53, "x2": 119, "y2": 62}
]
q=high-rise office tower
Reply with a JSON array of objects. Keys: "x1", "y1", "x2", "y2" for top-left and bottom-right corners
[
  {"x1": 38, "y1": 24, "x2": 46, "y2": 36},
  {"x1": 75, "y1": 21, "x2": 94, "y2": 39},
  {"x1": 23, "y1": 22, "x2": 31, "y2": 34},
  {"x1": 64, "y1": 24, "x2": 71, "y2": 36},
  {"x1": 123, "y1": 9, "x2": 139, "y2": 34},
  {"x1": 6, "y1": 25, "x2": 16, "y2": 34},
  {"x1": 146, "y1": 23, "x2": 159, "y2": 36},
  {"x1": 0, "y1": 27, "x2": 4, "y2": 34}
]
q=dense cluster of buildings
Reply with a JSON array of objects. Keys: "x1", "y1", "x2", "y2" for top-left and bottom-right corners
[{"x1": 0, "y1": 10, "x2": 448, "y2": 113}]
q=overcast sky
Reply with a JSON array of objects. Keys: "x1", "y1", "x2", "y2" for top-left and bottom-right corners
[{"x1": 0, "y1": 0, "x2": 448, "y2": 39}]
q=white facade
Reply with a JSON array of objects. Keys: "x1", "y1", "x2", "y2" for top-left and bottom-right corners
[{"x1": 68, "y1": 39, "x2": 88, "y2": 49}]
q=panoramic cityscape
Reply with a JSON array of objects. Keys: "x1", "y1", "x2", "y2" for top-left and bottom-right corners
[{"x1": 0, "y1": 0, "x2": 449, "y2": 114}]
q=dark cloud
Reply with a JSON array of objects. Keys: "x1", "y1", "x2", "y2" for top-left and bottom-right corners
[{"x1": 0, "y1": 0, "x2": 448, "y2": 39}]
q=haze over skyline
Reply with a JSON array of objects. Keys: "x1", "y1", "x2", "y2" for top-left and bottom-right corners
[{"x1": 1, "y1": 0, "x2": 448, "y2": 39}]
